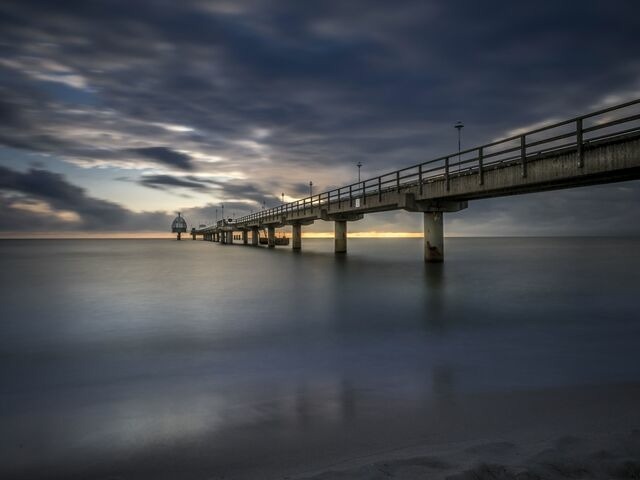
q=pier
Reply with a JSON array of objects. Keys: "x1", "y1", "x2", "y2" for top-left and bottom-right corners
[{"x1": 191, "y1": 99, "x2": 640, "y2": 261}]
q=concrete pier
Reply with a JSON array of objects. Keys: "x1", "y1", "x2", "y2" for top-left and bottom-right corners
[
  {"x1": 424, "y1": 212, "x2": 444, "y2": 263},
  {"x1": 242, "y1": 230, "x2": 248, "y2": 245},
  {"x1": 228, "y1": 231, "x2": 234, "y2": 244},
  {"x1": 334, "y1": 220, "x2": 347, "y2": 253},
  {"x1": 292, "y1": 224, "x2": 302, "y2": 250},
  {"x1": 189, "y1": 99, "x2": 640, "y2": 261},
  {"x1": 251, "y1": 227, "x2": 259, "y2": 246},
  {"x1": 268, "y1": 226, "x2": 275, "y2": 248}
]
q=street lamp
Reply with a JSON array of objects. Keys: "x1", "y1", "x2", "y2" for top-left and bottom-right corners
[
  {"x1": 281, "y1": 192, "x2": 285, "y2": 204},
  {"x1": 455, "y1": 121, "x2": 464, "y2": 172},
  {"x1": 357, "y1": 161, "x2": 363, "y2": 182},
  {"x1": 221, "y1": 204, "x2": 224, "y2": 222},
  {"x1": 309, "y1": 181, "x2": 313, "y2": 196}
]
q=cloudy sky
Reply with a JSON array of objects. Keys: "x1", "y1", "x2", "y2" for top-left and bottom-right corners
[{"x1": 1, "y1": 0, "x2": 639, "y2": 236}]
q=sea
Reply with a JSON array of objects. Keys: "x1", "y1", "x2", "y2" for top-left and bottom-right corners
[{"x1": 1, "y1": 237, "x2": 640, "y2": 479}]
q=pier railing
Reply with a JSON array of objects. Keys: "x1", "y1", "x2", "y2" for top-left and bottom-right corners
[{"x1": 224, "y1": 98, "x2": 640, "y2": 226}]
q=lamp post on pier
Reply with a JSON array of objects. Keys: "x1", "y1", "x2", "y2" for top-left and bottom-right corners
[
  {"x1": 455, "y1": 121, "x2": 464, "y2": 172},
  {"x1": 357, "y1": 161, "x2": 362, "y2": 182}
]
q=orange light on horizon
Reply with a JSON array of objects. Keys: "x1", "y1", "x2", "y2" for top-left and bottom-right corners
[{"x1": 0, "y1": 231, "x2": 470, "y2": 239}]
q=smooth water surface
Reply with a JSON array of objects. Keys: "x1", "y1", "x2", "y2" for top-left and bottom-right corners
[{"x1": 1, "y1": 238, "x2": 639, "y2": 479}]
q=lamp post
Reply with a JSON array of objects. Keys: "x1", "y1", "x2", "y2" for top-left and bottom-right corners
[
  {"x1": 357, "y1": 161, "x2": 362, "y2": 182},
  {"x1": 221, "y1": 204, "x2": 224, "y2": 223},
  {"x1": 455, "y1": 121, "x2": 464, "y2": 172},
  {"x1": 309, "y1": 181, "x2": 313, "y2": 196},
  {"x1": 281, "y1": 192, "x2": 285, "y2": 204}
]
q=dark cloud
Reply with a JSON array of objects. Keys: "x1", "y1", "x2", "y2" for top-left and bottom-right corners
[
  {"x1": 0, "y1": 166, "x2": 167, "y2": 231},
  {"x1": 128, "y1": 147, "x2": 194, "y2": 171},
  {"x1": 138, "y1": 174, "x2": 210, "y2": 191}
]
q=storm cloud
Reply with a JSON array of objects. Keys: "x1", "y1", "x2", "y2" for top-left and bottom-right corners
[
  {"x1": 0, "y1": 0, "x2": 639, "y2": 234},
  {"x1": 0, "y1": 166, "x2": 167, "y2": 231},
  {"x1": 128, "y1": 147, "x2": 194, "y2": 171}
]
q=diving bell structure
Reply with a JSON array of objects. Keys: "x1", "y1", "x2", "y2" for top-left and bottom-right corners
[{"x1": 171, "y1": 212, "x2": 188, "y2": 240}]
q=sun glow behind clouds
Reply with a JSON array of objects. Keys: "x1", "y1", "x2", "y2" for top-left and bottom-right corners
[
  {"x1": 10, "y1": 198, "x2": 81, "y2": 223},
  {"x1": 153, "y1": 123, "x2": 196, "y2": 133}
]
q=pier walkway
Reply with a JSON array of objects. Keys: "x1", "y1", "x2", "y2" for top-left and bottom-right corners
[{"x1": 192, "y1": 99, "x2": 640, "y2": 261}]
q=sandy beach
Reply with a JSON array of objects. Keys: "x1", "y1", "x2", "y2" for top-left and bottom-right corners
[
  {"x1": 294, "y1": 383, "x2": 640, "y2": 480},
  {"x1": 299, "y1": 430, "x2": 640, "y2": 479}
]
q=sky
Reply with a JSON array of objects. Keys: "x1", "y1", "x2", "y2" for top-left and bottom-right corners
[{"x1": 0, "y1": 0, "x2": 639, "y2": 237}]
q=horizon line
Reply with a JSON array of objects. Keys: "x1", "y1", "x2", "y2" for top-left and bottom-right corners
[{"x1": 0, "y1": 231, "x2": 638, "y2": 240}]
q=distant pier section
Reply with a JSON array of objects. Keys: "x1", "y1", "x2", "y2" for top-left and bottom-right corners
[{"x1": 181, "y1": 99, "x2": 640, "y2": 261}]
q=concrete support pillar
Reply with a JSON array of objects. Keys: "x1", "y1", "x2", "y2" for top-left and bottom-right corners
[
  {"x1": 267, "y1": 226, "x2": 275, "y2": 248},
  {"x1": 192, "y1": 232, "x2": 197, "y2": 240},
  {"x1": 424, "y1": 212, "x2": 444, "y2": 263},
  {"x1": 251, "y1": 228, "x2": 259, "y2": 246},
  {"x1": 334, "y1": 220, "x2": 347, "y2": 253},
  {"x1": 292, "y1": 223, "x2": 302, "y2": 250},
  {"x1": 228, "y1": 231, "x2": 234, "y2": 244},
  {"x1": 242, "y1": 230, "x2": 248, "y2": 245},
  {"x1": 221, "y1": 231, "x2": 227, "y2": 244},
  {"x1": 177, "y1": 232, "x2": 181, "y2": 240}
]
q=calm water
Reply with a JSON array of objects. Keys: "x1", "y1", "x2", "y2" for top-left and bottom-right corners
[{"x1": 1, "y1": 238, "x2": 640, "y2": 479}]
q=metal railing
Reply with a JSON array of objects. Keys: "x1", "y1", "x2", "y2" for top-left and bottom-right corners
[{"x1": 221, "y1": 99, "x2": 640, "y2": 227}]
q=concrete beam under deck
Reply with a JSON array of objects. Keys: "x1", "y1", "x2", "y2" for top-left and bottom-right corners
[
  {"x1": 267, "y1": 226, "x2": 275, "y2": 248},
  {"x1": 292, "y1": 224, "x2": 302, "y2": 250},
  {"x1": 424, "y1": 212, "x2": 444, "y2": 263}
]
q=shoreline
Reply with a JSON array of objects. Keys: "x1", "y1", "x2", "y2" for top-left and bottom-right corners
[{"x1": 295, "y1": 429, "x2": 640, "y2": 479}]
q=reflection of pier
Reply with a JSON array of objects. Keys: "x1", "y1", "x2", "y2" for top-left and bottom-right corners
[{"x1": 185, "y1": 99, "x2": 640, "y2": 261}]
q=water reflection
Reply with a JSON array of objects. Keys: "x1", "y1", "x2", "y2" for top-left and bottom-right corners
[
  {"x1": 2, "y1": 238, "x2": 640, "y2": 479},
  {"x1": 423, "y1": 262, "x2": 447, "y2": 332}
]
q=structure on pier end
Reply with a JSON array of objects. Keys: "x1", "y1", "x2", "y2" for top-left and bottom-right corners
[{"x1": 170, "y1": 212, "x2": 187, "y2": 240}]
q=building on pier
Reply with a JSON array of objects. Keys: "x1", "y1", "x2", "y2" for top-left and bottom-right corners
[{"x1": 170, "y1": 213, "x2": 187, "y2": 240}]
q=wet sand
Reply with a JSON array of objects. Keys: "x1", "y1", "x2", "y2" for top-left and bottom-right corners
[
  {"x1": 294, "y1": 384, "x2": 640, "y2": 480},
  {"x1": 9, "y1": 382, "x2": 640, "y2": 479},
  {"x1": 299, "y1": 430, "x2": 640, "y2": 479}
]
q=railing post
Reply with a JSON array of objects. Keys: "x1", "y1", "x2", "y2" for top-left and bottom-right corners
[
  {"x1": 362, "y1": 181, "x2": 367, "y2": 205},
  {"x1": 418, "y1": 164, "x2": 423, "y2": 195},
  {"x1": 396, "y1": 171, "x2": 400, "y2": 191},
  {"x1": 445, "y1": 157, "x2": 450, "y2": 191},
  {"x1": 478, "y1": 147, "x2": 484, "y2": 185},
  {"x1": 338, "y1": 188, "x2": 341, "y2": 209},
  {"x1": 349, "y1": 185, "x2": 353, "y2": 207},
  {"x1": 577, "y1": 118, "x2": 584, "y2": 168},
  {"x1": 521, "y1": 135, "x2": 527, "y2": 178},
  {"x1": 327, "y1": 192, "x2": 330, "y2": 211},
  {"x1": 378, "y1": 176, "x2": 382, "y2": 201}
]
